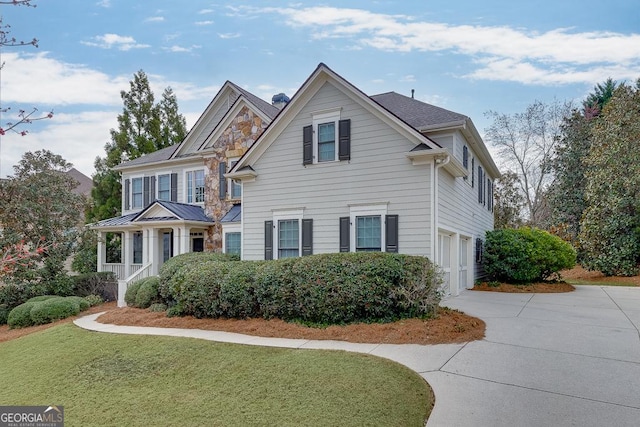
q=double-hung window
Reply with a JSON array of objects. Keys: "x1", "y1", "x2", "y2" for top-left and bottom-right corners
[
  {"x1": 278, "y1": 220, "x2": 299, "y2": 258},
  {"x1": 303, "y1": 108, "x2": 350, "y2": 165},
  {"x1": 186, "y1": 169, "x2": 205, "y2": 203},
  {"x1": 157, "y1": 174, "x2": 171, "y2": 201},
  {"x1": 317, "y1": 122, "x2": 336, "y2": 162},
  {"x1": 131, "y1": 177, "x2": 143, "y2": 209},
  {"x1": 356, "y1": 215, "x2": 382, "y2": 252},
  {"x1": 225, "y1": 232, "x2": 241, "y2": 255},
  {"x1": 264, "y1": 209, "x2": 313, "y2": 260},
  {"x1": 340, "y1": 204, "x2": 398, "y2": 253}
]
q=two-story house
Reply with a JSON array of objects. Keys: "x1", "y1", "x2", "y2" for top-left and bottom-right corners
[{"x1": 92, "y1": 63, "x2": 499, "y2": 307}]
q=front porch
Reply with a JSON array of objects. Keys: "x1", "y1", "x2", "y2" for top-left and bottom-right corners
[{"x1": 91, "y1": 200, "x2": 215, "y2": 306}]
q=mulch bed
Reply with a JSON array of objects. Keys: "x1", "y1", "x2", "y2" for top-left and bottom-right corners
[{"x1": 472, "y1": 282, "x2": 576, "y2": 293}]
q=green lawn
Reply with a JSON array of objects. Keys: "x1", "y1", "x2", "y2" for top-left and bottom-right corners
[{"x1": 0, "y1": 324, "x2": 431, "y2": 427}]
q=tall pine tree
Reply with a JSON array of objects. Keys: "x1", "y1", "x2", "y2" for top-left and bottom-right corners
[{"x1": 88, "y1": 70, "x2": 187, "y2": 222}]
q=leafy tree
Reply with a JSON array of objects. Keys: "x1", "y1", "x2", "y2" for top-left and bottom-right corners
[
  {"x1": 485, "y1": 99, "x2": 572, "y2": 226},
  {"x1": 493, "y1": 171, "x2": 525, "y2": 229},
  {"x1": 548, "y1": 79, "x2": 619, "y2": 251},
  {"x1": 0, "y1": 150, "x2": 85, "y2": 285},
  {"x1": 87, "y1": 70, "x2": 187, "y2": 223},
  {"x1": 579, "y1": 81, "x2": 640, "y2": 276}
]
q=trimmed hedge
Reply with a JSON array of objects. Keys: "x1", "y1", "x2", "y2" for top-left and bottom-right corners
[
  {"x1": 7, "y1": 301, "x2": 40, "y2": 328},
  {"x1": 124, "y1": 280, "x2": 144, "y2": 307},
  {"x1": 483, "y1": 227, "x2": 577, "y2": 283},
  {"x1": 30, "y1": 298, "x2": 81, "y2": 326},
  {"x1": 158, "y1": 252, "x2": 442, "y2": 324},
  {"x1": 6, "y1": 295, "x2": 94, "y2": 329}
]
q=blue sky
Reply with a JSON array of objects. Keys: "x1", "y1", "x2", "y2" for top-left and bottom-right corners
[{"x1": 1, "y1": 0, "x2": 638, "y2": 178}]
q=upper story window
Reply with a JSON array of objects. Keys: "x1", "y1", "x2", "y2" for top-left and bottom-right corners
[
  {"x1": 303, "y1": 109, "x2": 350, "y2": 165},
  {"x1": 157, "y1": 174, "x2": 171, "y2": 201},
  {"x1": 186, "y1": 169, "x2": 205, "y2": 203},
  {"x1": 317, "y1": 122, "x2": 336, "y2": 162},
  {"x1": 131, "y1": 177, "x2": 143, "y2": 209}
]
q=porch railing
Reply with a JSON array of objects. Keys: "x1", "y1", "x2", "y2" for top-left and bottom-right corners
[{"x1": 117, "y1": 262, "x2": 153, "y2": 307}]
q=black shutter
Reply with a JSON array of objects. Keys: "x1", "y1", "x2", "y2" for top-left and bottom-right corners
[
  {"x1": 338, "y1": 119, "x2": 351, "y2": 161},
  {"x1": 471, "y1": 158, "x2": 475, "y2": 187},
  {"x1": 477, "y1": 166, "x2": 483, "y2": 203},
  {"x1": 475, "y1": 238, "x2": 483, "y2": 263},
  {"x1": 463, "y1": 145, "x2": 468, "y2": 169},
  {"x1": 339, "y1": 217, "x2": 350, "y2": 252},
  {"x1": 385, "y1": 215, "x2": 399, "y2": 253},
  {"x1": 303, "y1": 125, "x2": 313, "y2": 165},
  {"x1": 150, "y1": 176, "x2": 156, "y2": 202},
  {"x1": 302, "y1": 218, "x2": 313, "y2": 256},
  {"x1": 170, "y1": 173, "x2": 178, "y2": 202},
  {"x1": 219, "y1": 162, "x2": 227, "y2": 200},
  {"x1": 143, "y1": 176, "x2": 150, "y2": 207},
  {"x1": 486, "y1": 177, "x2": 490, "y2": 208},
  {"x1": 124, "y1": 179, "x2": 130, "y2": 210},
  {"x1": 264, "y1": 220, "x2": 273, "y2": 260}
]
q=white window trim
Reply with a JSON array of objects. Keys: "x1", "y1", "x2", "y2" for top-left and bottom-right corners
[
  {"x1": 228, "y1": 157, "x2": 242, "y2": 200},
  {"x1": 272, "y1": 208, "x2": 304, "y2": 259},
  {"x1": 184, "y1": 168, "x2": 206, "y2": 205},
  {"x1": 130, "y1": 175, "x2": 144, "y2": 210},
  {"x1": 349, "y1": 204, "x2": 388, "y2": 252},
  {"x1": 156, "y1": 172, "x2": 172, "y2": 201},
  {"x1": 312, "y1": 108, "x2": 341, "y2": 164},
  {"x1": 222, "y1": 224, "x2": 241, "y2": 255}
]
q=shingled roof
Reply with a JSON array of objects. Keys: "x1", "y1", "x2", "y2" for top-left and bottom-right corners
[
  {"x1": 115, "y1": 144, "x2": 180, "y2": 169},
  {"x1": 370, "y1": 91, "x2": 468, "y2": 130},
  {"x1": 228, "y1": 82, "x2": 281, "y2": 120}
]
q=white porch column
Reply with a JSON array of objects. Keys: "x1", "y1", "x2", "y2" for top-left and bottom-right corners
[
  {"x1": 172, "y1": 227, "x2": 181, "y2": 256},
  {"x1": 451, "y1": 233, "x2": 460, "y2": 296},
  {"x1": 149, "y1": 228, "x2": 159, "y2": 275},
  {"x1": 123, "y1": 230, "x2": 132, "y2": 278},
  {"x1": 96, "y1": 231, "x2": 106, "y2": 272},
  {"x1": 180, "y1": 226, "x2": 190, "y2": 255},
  {"x1": 142, "y1": 229, "x2": 150, "y2": 265}
]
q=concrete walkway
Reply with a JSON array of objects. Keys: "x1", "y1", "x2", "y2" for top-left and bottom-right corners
[{"x1": 74, "y1": 285, "x2": 640, "y2": 427}]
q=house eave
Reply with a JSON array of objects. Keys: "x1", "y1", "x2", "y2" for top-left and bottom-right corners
[
  {"x1": 225, "y1": 169, "x2": 257, "y2": 182},
  {"x1": 406, "y1": 148, "x2": 468, "y2": 177}
]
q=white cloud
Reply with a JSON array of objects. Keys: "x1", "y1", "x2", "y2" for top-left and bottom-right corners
[
  {"x1": 96, "y1": 0, "x2": 111, "y2": 7},
  {"x1": 198, "y1": 9, "x2": 214, "y2": 15},
  {"x1": 218, "y1": 33, "x2": 241, "y2": 39},
  {"x1": 241, "y1": 5, "x2": 640, "y2": 85},
  {"x1": 400, "y1": 75, "x2": 416, "y2": 83},
  {"x1": 195, "y1": 20, "x2": 214, "y2": 26},
  {"x1": 81, "y1": 33, "x2": 151, "y2": 51},
  {"x1": 0, "y1": 52, "x2": 129, "y2": 105},
  {"x1": 145, "y1": 16, "x2": 165, "y2": 23},
  {"x1": 163, "y1": 45, "x2": 201, "y2": 53}
]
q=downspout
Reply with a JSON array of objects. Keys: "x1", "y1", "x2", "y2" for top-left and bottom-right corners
[{"x1": 430, "y1": 154, "x2": 450, "y2": 264}]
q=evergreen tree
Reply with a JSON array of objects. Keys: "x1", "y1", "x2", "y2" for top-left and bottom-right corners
[
  {"x1": 579, "y1": 81, "x2": 640, "y2": 276},
  {"x1": 87, "y1": 70, "x2": 187, "y2": 223}
]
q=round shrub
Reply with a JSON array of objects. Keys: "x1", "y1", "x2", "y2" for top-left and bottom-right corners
[
  {"x1": 483, "y1": 227, "x2": 577, "y2": 283},
  {"x1": 7, "y1": 301, "x2": 40, "y2": 329},
  {"x1": 124, "y1": 279, "x2": 144, "y2": 306},
  {"x1": 134, "y1": 277, "x2": 161, "y2": 309},
  {"x1": 29, "y1": 297, "x2": 80, "y2": 326}
]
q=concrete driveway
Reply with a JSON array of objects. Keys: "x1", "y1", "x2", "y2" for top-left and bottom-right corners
[
  {"x1": 75, "y1": 285, "x2": 640, "y2": 426},
  {"x1": 427, "y1": 285, "x2": 640, "y2": 426}
]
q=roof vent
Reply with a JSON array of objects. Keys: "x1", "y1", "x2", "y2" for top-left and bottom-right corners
[
  {"x1": 271, "y1": 92, "x2": 290, "y2": 109},
  {"x1": 411, "y1": 89, "x2": 415, "y2": 99}
]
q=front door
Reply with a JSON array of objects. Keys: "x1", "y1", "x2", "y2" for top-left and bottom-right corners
[{"x1": 162, "y1": 231, "x2": 173, "y2": 262}]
